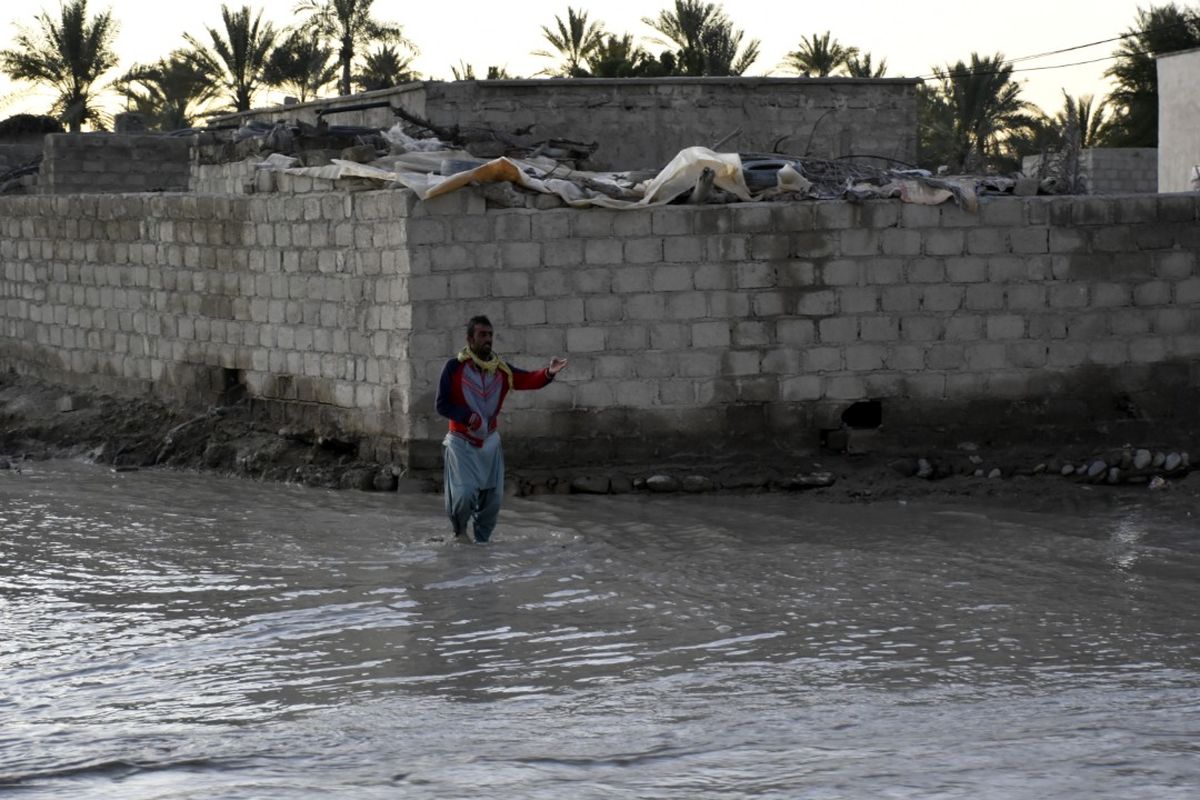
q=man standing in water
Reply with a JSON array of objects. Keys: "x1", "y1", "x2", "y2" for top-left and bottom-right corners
[{"x1": 435, "y1": 315, "x2": 568, "y2": 543}]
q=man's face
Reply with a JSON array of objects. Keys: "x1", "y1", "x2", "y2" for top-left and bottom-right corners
[{"x1": 467, "y1": 324, "x2": 494, "y2": 358}]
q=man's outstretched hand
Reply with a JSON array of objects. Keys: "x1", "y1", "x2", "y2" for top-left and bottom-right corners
[{"x1": 548, "y1": 357, "x2": 568, "y2": 375}]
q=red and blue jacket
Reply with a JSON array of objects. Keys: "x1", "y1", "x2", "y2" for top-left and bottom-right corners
[{"x1": 435, "y1": 358, "x2": 554, "y2": 447}]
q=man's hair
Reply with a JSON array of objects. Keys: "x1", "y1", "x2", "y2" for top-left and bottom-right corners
[{"x1": 466, "y1": 315, "x2": 493, "y2": 338}]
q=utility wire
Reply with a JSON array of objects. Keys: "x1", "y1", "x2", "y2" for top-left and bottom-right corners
[{"x1": 917, "y1": 13, "x2": 1199, "y2": 80}]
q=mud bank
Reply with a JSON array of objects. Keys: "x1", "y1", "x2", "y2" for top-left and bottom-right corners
[{"x1": 2, "y1": 372, "x2": 1199, "y2": 516}]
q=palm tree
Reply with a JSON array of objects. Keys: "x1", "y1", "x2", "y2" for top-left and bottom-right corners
[
  {"x1": 845, "y1": 52, "x2": 887, "y2": 78},
  {"x1": 117, "y1": 50, "x2": 219, "y2": 130},
  {"x1": 451, "y1": 62, "x2": 515, "y2": 80},
  {"x1": 183, "y1": 5, "x2": 278, "y2": 112},
  {"x1": 1054, "y1": 91, "x2": 1115, "y2": 150},
  {"x1": 921, "y1": 52, "x2": 1039, "y2": 172},
  {"x1": 585, "y1": 33, "x2": 664, "y2": 77},
  {"x1": 783, "y1": 32, "x2": 857, "y2": 77},
  {"x1": 642, "y1": 0, "x2": 759, "y2": 76},
  {"x1": 264, "y1": 30, "x2": 338, "y2": 101},
  {"x1": 354, "y1": 44, "x2": 416, "y2": 92},
  {"x1": 297, "y1": 0, "x2": 412, "y2": 97},
  {"x1": 533, "y1": 6, "x2": 605, "y2": 77},
  {"x1": 0, "y1": 0, "x2": 119, "y2": 132},
  {"x1": 1104, "y1": 3, "x2": 1200, "y2": 147}
]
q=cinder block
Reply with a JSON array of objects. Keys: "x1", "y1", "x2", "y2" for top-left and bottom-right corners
[
  {"x1": 1006, "y1": 285, "x2": 1047, "y2": 311},
  {"x1": 1088, "y1": 340, "x2": 1129, "y2": 365},
  {"x1": 651, "y1": 208, "x2": 692, "y2": 236},
  {"x1": 818, "y1": 317, "x2": 857, "y2": 343},
  {"x1": 845, "y1": 344, "x2": 886, "y2": 371},
  {"x1": 921, "y1": 285, "x2": 964, "y2": 311},
  {"x1": 650, "y1": 322, "x2": 691, "y2": 350},
  {"x1": 825, "y1": 375, "x2": 866, "y2": 399},
  {"x1": 791, "y1": 232, "x2": 836, "y2": 258},
  {"x1": 979, "y1": 198, "x2": 1024, "y2": 226},
  {"x1": 966, "y1": 342, "x2": 1007, "y2": 370},
  {"x1": 692, "y1": 320, "x2": 732, "y2": 348},
  {"x1": 986, "y1": 315, "x2": 1026, "y2": 339},
  {"x1": 625, "y1": 237, "x2": 664, "y2": 264},
  {"x1": 665, "y1": 292, "x2": 707, "y2": 320},
  {"x1": 543, "y1": 240, "x2": 584, "y2": 267},
  {"x1": 882, "y1": 285, "x2": 922, "y2": 312},
  {"x1": 653, "y1": 265, "x2": 694, "y2": 292},
  {"x1": 925, "y1": 343, "x2": 964, "y2": 370},
  {"x1": 966, "y1": 228, "x2": 1006, "y2": 255},
  {"x1": 839, "y1": 287, "x2": 878, "y2": 314},
  {"x1": 750, "y1": 234, "x2": 790, "y2": 260},
  {"x1": 839, "y1": 229, "x2": 879, "y2": 256},
  {"x1": 572, "y1": 210, "x2": 615, "y2": 237},
  {"x1": 859, "y1": 315, "x2": 897, "y2": 341},
  {"x1": 796, "y1": 289, "x2": 837, "y2": 315},
  {"x1": 781, "y1": 375, "x2": 822, "y2": 400},
  {"x1": 736, "y1": 262, "x2": 776, "y2": 289},
  {"x1": 567, "y1": 327, "x2": 605, "y2": 352},
  {"x1": 880, "y1": 229, "x2": 922, "y2": 256},
  {"x1": 777, "y1": 318, "x2": 815, "y2": 345},
  {"x1": 607, "y1": 324, "x2": 648, "y2": 351},
  {"x1": 664, "y1": 236, "x2": 703, "y2": 263},
  {"x1": 1010, "y1": 228, "x2": 1049, "y2": 254},
  {"x1": 1133, "y1": 281, "x2": 1171, "y2": 306},
  {"x1": 613, "y1": 266, "x2": 651, "y2": 293},
  {"x1": 694, "y1": 263, "x2": 733, "y2": 290},
  {"x1": 924, "y1": 229, "x2": 965, "y2": 256},
  {"x1": 901, "y1": 315, "x2": 943, "y2": 341},
  {"x1": 821, "y1": 259, "x2": 861, "y2": 286}
]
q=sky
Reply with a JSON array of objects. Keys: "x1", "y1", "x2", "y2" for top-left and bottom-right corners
[{"x1": 0, "y1": 0, "x2": 1157, "y2": 123}]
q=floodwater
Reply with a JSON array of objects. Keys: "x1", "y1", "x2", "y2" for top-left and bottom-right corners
[{"x1": 1, "y1": 460, "x2": 1198, "y2": 799}]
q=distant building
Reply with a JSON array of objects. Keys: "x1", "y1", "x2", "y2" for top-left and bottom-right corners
[{"x1": 1156, "y1": 46, "x2": 1200, "y2": 193}]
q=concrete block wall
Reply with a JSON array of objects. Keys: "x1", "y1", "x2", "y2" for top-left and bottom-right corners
[
  {"x1": 208, "y1": 77, "x2": 920, "y2": 171},
  {"x1": 1080, "y1": 148, "x2": 1158, "y2": 194},
  {"x1": 2, "y1": 188, "x2": 1199, "y2": 469},
  {"x1": 40, "y1": 134, "x2": 194, "y2": 195},
  {"x1": 422, "y1": 78, "x2": 919, "y2": 170},
  {"x1": 1023, "y1": 148, "x2": 1158, "y2": 194},
  {"x1": 402, "y1": 193, "x2": 1200, "y2": 465},
  {"x1": 0, "y1": 190, "x2": 421, "y2": 461}
]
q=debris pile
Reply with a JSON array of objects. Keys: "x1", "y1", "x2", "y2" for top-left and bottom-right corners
[{"x1": 222, "y1": 116, "x2": 1033, "y2": 211}]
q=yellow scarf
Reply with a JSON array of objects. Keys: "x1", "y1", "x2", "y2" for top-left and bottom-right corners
[{"x1": 457, "y1": 347, "x2": 514, "y2": 389}]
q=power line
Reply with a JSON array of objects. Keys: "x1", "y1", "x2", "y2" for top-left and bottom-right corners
[{"x1": 918, "y1": 13, "x2": 1199, "y2": 81}]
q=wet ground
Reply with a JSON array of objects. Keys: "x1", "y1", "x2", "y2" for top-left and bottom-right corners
[{"x1": 2, "y1": 460, "x2": 1198, "y2": 798}]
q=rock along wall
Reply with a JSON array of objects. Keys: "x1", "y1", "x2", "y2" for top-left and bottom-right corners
[
  {"x1": 1, "y1": 190, "x2": 1198, "y2": 469},
  {"x1": 208, "y1": 77, "x2": 920, "y2": 172}
]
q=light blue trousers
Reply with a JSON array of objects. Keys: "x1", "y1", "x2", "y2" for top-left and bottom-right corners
[{"x1": 442, "y1": 432, "x2": 504, "y2": 542}]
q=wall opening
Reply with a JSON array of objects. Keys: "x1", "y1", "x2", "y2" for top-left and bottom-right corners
[{"x1": 841, "y1": 400, "x2": 882, "y2": 430}]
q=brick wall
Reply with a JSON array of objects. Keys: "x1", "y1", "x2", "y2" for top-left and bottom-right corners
[
  {"x1": 2, "y1": 190, "x2": 1198, "y2": 469},
  {"x1": 208, "y1": 77, "x2": 919, "y2": 171},
  {"x1": 40, "y1": 133, "x2": 193, "y2": 194},
  {"x1": 1023, "y1": 148, "x2": 1158, "y2": 194}
]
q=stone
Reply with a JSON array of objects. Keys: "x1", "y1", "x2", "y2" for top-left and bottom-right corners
[
  {"x1": 1086, "y1": 460, "x2": 1107, "y2": 478},
  {"x1": 681, "y1": 475, "x2": 715, "y2": 492},
  {"x1": 1164, "y1": 453, "x2": 1182, "y2": 472},
  {"x1": 1148, "y1": 476, "x2": 1169, "y2": 491},
  {"x1": 1060, "y1": 464, "x2": 1075, "y2": 476},
  {"x1": 792, "y1": 472, "x2": 836, "y2": 487},
  {"x1": 610, "y1": 476, "x2": 634, "y2": 494},
  {"x1": 1107, "y1": 467, "x2": 1121, "y2": 484},
  {"x1": 973, "y1": 469, "x2": 985, "y2": 478},
  {"x1": 1014, "y1": 176, "x2": 1039, "y2": 196},
  {"x1": 988, "y1": 468, "x2": 1002, "y2": 479},
  {"x1": 373, "y1": 469, "x2": 399, "y2": 492},
  {"x1": 646, "y1": 474, "x2": 678, "y2": 493},
  {"x1": 479, "y1": 182, "x2": 529, "y2": 209},
  {"x1": 916, "y1": 458, "x2": 934, "y2": 480},
  {"x1": 571, "y1": 475, "x2": 611, "y2": 494},
  {"x1": 340, "y1": 144, "x2": 378, "y2": 164},
  {"x1": 56, "y1": 395, "x2": 76, "y2": 412},
  {"x1": 1033, "y1": 463, "x2": 1047, "y2": 475},
  {"x1": 889, "y1": 458, "x2": 917, "y2": 478},
  {"x1": 1133, "y1": 449, "x2": 1152, "y2": 470},
  {"x1": 1152, "y1": 452, "x2": 1166, "y2": 468}
]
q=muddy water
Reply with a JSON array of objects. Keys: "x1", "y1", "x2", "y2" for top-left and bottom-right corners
[{"x1": 1, "y1": 461, "x2": 1198, "y2": 798}]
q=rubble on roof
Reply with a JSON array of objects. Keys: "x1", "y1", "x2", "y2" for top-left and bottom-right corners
[{"x1": 236, "y1": 121, "x2": 1028, "y2": 211}]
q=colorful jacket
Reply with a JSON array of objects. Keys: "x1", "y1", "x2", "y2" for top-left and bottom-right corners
[{"x1": 435, "y1": 358, "x2": 554, "y2": 447}]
